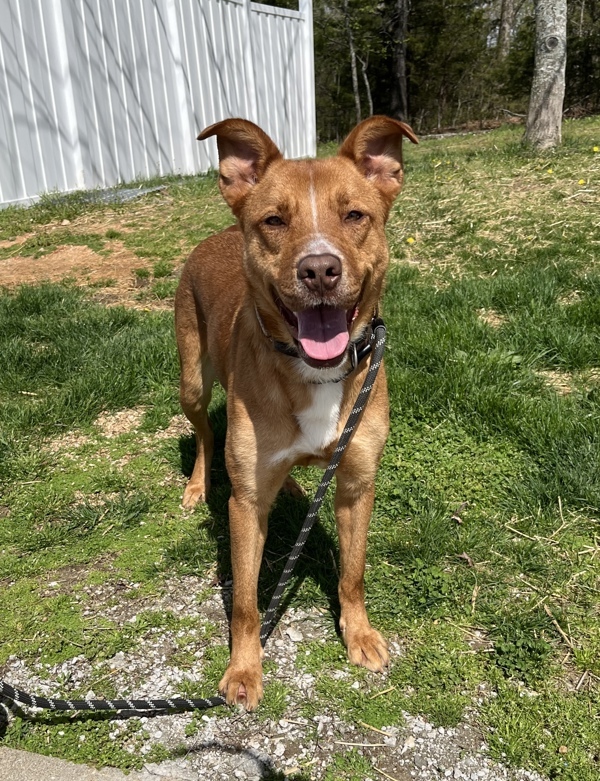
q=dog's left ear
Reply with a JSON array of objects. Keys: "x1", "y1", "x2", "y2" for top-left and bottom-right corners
[
  {"x1": 339, "y1": 116, "x2": 418, "y2": 208},
  {"x1": 199, "y1": 118, "x2": 282, "y2": 214}
]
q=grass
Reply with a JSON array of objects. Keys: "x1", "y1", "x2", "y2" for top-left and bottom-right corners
[{"x1": 0, "y1": 118, "x2": 599, "y2": 778}]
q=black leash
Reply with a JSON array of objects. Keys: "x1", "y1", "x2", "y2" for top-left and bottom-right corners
[{"x1": 0, "y1": 321, "x2": 386, "y2": 713}]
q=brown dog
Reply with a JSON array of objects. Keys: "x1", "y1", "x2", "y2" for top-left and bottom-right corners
[{"x1": 175, "y1": 116, "x2": 418, "y2": 709}]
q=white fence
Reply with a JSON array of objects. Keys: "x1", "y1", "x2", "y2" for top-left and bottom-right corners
[{"x1": 0, "y1": 0, "x2": 315, "y2": 208}]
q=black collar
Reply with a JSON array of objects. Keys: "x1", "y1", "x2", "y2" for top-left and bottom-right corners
[{"x1": 254, "y1": 305, "x2": 383, "y2": 381}]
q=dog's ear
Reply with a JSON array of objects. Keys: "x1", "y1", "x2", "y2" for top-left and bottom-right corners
[
  {"x1": 339, "y1": 116, "x2": 418, "y2": 207},
  {"x1": 198, "y1": 119, "x2": 282, "y2": 214}
]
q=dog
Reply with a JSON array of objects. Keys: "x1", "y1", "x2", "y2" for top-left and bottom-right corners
[{"x1": 175, "y1": 116, "x2": 418, "y2": 709}]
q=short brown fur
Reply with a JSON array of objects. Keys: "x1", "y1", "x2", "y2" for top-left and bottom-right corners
[{"x1": 175, "y1": 117, "x2": 417, "y2": 709}]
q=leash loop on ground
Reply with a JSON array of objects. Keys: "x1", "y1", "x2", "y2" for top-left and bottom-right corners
[{"x1": 0, "y1": 322, "x2": 386, "y2": 714}]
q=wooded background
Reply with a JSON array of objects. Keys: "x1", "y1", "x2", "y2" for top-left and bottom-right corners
[{"x1": 279, "y1": 0, "x2": 598, "y2": 141}]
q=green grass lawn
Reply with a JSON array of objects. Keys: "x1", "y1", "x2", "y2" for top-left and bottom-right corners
[{"x1": 0, "y1": 119, "x2": 599, "y2": 779}]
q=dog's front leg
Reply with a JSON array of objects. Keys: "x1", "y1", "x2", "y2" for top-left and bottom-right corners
[
  {"x1": 219, "y1": 491, "x2": 266, "y2": 709},
  {"x1": 219, "y1": 444, "x2": 288, "y2": 710},
  {"x1": 335, "y1": 469, "x2": 390, "y2": 673}
]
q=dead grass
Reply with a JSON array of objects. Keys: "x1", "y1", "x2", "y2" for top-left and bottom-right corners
[
  {"x1": 0, "y1": 242, "x2": 150, "y2": 287},
  {"x1": 62, "y1": 195, "x2": 177, "y2": 235},
  {"x1": 537, "y1": 368, "x2": 600, "y2": 396},
  {"x1": 46, "y1": 411, "x2": 193, "y2": 461},
  {"x1": 558, "y1": 291, "x2": 583, "y2": 306},
  {"x1": 537, "y1": 369, "x2": 576, "y2": 395},
  {"x1": 390, "y1": 129, "x2": 600, "y2": 285},
  {"x1": 477, "y1": 308, "x2": 507, "y2": 328},
  {"x1": 95, "y1": 407, "x2": 148, "y2": 438}
]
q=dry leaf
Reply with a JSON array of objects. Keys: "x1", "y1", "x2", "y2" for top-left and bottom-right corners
[{"x1": 458, "y1": 552, "x2": 475, "y2": 567}]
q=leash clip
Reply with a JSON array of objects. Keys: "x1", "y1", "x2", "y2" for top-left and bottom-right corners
[{"x1": 349, "y1": 340, "x2": 359, "y2": 370}]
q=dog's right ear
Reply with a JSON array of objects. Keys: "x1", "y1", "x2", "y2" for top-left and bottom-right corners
[{"x1": 198, "y1": 119, "x2": 282, "y2": 214}]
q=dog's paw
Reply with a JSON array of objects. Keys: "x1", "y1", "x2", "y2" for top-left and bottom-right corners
[
  {"x1": 182, "y1": 482, "x2": 207, "y2": 509},
  {"x1": 219, "y1": 664, "x2": 263, "y2": 710},
  {"x1": 344, "y1": 625, "x2": 389, "y2": 673},
  {"x1": 280, "y1": 475, "x2": 307, "y2": 499}
]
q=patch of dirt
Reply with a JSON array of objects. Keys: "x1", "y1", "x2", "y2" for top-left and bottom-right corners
[
  {"x1": 46, "y1": 429, "x2": 93, "y2": 455},
  {"x1": 0, "y1": 234, "x2": 33, "y2": 249},
  {"x1": 478, "y1": 308, "x2": 507, "y2": 328},
  {"x1": 537, "y1": 369, "x2": 575, "y2": 395},
  {"x1": 95, "y1": 407, "x2": 148, "y2": 438},
  {"x1": 45, "y1": 412, "x2": 193, "y2": 479},
  {"x1": 0, "y1": 240, "x2": 149, "y2": 293},
  {"x1": 558, "y1": 291, "x2": 582, "y2": 306},
  {"x1": 420, "y1": 117, "x2": 523, "y2": 139},
  {"x1": 0, "y1": 242, "x2": 145, "y2": 286},
  {"x1": 39, "y1": 557, "x2": 118, "y2": 596},
  {"x1": 587, "y1": 368, "x2": 600, "y2": 385},
  {"x1": 154, "y1": 414, "x2": 193, "y2": 441},
  {"x1": 0, "y1": 241, "x2": 169, "y2": 309}
]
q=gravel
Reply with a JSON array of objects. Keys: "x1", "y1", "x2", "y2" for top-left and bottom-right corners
[{"x1": 1, "y1": 574, "x2": 547, "y2": 780}]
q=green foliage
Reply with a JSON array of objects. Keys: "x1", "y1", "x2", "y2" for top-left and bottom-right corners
[
  {"x1": 405, "y1": 0, "x2": 492, "y2": 130},
  {"x1": 322, "y1": 750, "x2": 374, "y2": 780},
  {"x1": 5, "y1": 716, "x2": 150, "y2": 770},
  {"x1": 491, "y1": 616, "x2": 554, "y2": 684},
  {"x1": 0, "y1": 192, "x2": 103, "y2": 240},
  {"x1": 484, "y1": 683, "x2": 600, "y2": 781},
  {"x1": 0, "y1": 284, "x2": 179, "y2": 482},
  {"x1": 313, "y1": 0, "x2": 600, "y2": 139},
  {"x1": 152, "y1": 259, "x2": 174, "y2": 279},
  {"x1": 394, "y1": 559, "x2": 454, "y2": 617},
  {"x1": 152, "y1": 279, "x2": 179, "y2": 300}
]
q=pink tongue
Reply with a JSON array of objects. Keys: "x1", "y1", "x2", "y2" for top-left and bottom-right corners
[{"x1": 295, "y1": 307, "x2": 349, "y2": 361}]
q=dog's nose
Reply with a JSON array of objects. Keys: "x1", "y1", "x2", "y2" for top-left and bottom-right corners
[{"x1": 297, "y1": 254, "x2": 342, "y2": 293}]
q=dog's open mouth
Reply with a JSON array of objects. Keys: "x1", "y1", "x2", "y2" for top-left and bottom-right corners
[{"x1": 276, "y1": 297, "x2": 358, "y2": 368}]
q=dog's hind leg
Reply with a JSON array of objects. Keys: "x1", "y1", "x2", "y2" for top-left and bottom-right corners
[{"x1": 176, "y1": 283, "x2": 216, "y2": 509}]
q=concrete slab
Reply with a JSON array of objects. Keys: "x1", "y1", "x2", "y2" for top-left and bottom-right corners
[{"x1": 0, "y1": 747, "x2": 183, "y2": 781}]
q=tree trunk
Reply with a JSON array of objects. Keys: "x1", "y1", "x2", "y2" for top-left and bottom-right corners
[
  {"x1": 390, "y1": 0, "x2": 409, "y2": 120},
  {"x1": 523, "y1": 0, "x2": 567, "y2": 149},
  {"x1": 358, "y1": 55, "x2": 374, "y2": 116},
  {"x1": 342, "y1": 0, "x2": 361, "y2": 124},
  {"x1": 497, "y1": 0, "x2": 514, "y2": 59}
]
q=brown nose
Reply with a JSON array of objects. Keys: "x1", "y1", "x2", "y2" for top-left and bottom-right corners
[{"x1": 297, "y1": 254, "x2": 342, "y2": 294}]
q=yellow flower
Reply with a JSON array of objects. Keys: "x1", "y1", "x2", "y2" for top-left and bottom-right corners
[
  {"x1": 547, "y1": 168, "x2": 554, "y2": 174},
  {"x1": 578, "y1": 179, "x2": 586, "y2": 185},
  {"x1": 406, "y1": 237, "x2": 416, "y2": 244},
  {"x1": 593, "y1": 146, "x2": 599, "y2": 152}
]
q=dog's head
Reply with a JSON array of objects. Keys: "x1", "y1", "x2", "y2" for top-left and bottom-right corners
[{"x1": 199, "y1": 117, "x2": 418, "y2": 372}]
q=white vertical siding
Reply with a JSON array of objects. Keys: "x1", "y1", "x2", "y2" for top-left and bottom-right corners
[{"x1": 0, "y1": 0, "x2": 315, "y2": 208}]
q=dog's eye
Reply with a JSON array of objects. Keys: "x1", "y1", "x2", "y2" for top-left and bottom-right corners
[
  {"x1": 264, "y1": 215, "x2": 285, "y2": 227},
  {"x1": 345, "y1": 210, "x2": 364, "y2": 222}
]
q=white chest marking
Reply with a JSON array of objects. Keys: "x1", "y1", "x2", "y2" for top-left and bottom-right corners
[{"x1": 270, "y1": 382, "x2": 344, "y2": 466}]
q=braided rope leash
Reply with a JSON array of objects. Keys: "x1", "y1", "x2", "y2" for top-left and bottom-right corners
[
  {"x1": 0, "y1": 321, "x2": 386, "y2": 713},
  {"x1": 260, "y1": 320, "x2": 386, "y2": 645}
]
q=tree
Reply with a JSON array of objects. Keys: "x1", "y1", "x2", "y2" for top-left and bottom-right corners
[
  {"x1": 342, "y1": 0, "x2": 362, "y2": 123},
  {"x1": 497, "y1": 0, "x2": 515, "y2": 58},
  {"x1": 389, "y1": 0, "x2": 409, "y2": 120},
  {"x1": 523, "y1": 0, "x2": 567, "y2": 148}
]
